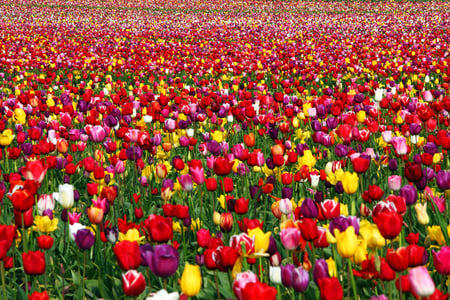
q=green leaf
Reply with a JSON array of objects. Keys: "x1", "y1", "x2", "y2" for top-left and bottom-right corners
[{"x1": 429, "y1": 197, "x2": 450, "y2": 245}]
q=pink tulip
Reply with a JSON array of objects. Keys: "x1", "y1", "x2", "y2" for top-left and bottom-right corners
[
  {"x1": 90, "y1": 125, "x2": 106, "y2": 142},
  {"x1": 190, "y1": 167, "x2": 205, "y2": 185},
  {"x1": 391, "y1": 136, "x2": 407, "y2": 155},
  {"x1": 280, "y1": 227, "x2": 301, "y2": 250},
  {"x1": 178, "y1": 174, "x2": 193, "y2": 192},
  {"x1": 388, "y1": 175, "x2": 402, "y2": 191},
  {"x1": 408, "y1": 266, "x2": 435, "y2": 298},
  {"x1": 233, "y1": 271, "x2": 259, "y2": 300}
]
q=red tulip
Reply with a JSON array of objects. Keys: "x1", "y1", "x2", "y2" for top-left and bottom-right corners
[
  {"x1": 37, "y1": 235, "x2": 54, "y2": 250},
  {"x1": 196, "y1": 229, "x2": 211, "y2": 248},
  {"x1": 351, "y1": 157, "x2": 370, "y2": 174},
  {"x1": 220, "y1": 177, "x2": 234, "y2": 193},
  {"x1": 113, "y1": 241, "x2": 141, "y2": 271},
  {"x1": 22, "y1": 250, "x2": 46, "y2": 275},
  {"x1": 298, "y1": 218, "x2": 319, "y2": 241},
  {"x1": 28, "y1": 291, "x2": 49, "y2": 300},
  {"x1": 235, "y1": 198, "x2": 249, "y2": 215},
  {"x1": 404, "y1": 162, "x2": 423, "y2": 182},
  {"x1": 318, "y1": 277, "x2": 343, "y2": 300},
  {"x1": 21, "y1": 160, "x2": 47, "y2": 185},
  {"x1": 242, "y1": 281, "x2": 277, "y2": 300},
  {"x1": 218, "y1": 246, "x2": 239, "y2": 271},
  {"x1": 213, "y1": 157, "x2": 233, "y2": 176},
  {"x1": 122, "y1": 270, "x2": 146, "y2": 297},
  {"x1": 14, "y1": 207, "x2": 34, "y2": 228},
  {"x1": 205, "y1": 177, "x2": 218, "y2": 191},
  {"x1": 143, "y1": 215, "x2": 173, "y2": 243},
  {"x1": 8, "y1": 180, "x2": 38, "y2": 212},
  {"x1": 386, "y1": 247, "x2": 409, "y2": 272},
  {"x1": 373, "y1": 212, "x2": 403, "y2": 240}
]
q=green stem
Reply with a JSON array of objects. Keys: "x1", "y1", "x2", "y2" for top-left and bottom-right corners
[
  {"x1": 21, "y1": 212, "x2": 28, "y2": 253},
  {"x1": 1, "y1": 261, "x2": 6, "y2": 300},
  {"x1": 348, "y1": 259, "x2": 357, "y2": 300},
  {"x1": 83, "y1": 251, "x2": 86, "y2": 299},
  {"x1": 214, "y1": 270, "x2": 221, "y2": 300}
]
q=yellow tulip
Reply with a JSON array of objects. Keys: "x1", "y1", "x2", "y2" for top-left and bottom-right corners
[
  {"x1": 356, "y1": 111, "x2": 366, "y2": 123},
  {"x1": 342, "y1": 172, "x2": 359, "y2": 195},
  {"x1": 335, "y1": 227, "x2": 358, "y2": 259},
  {"x1": 326, "y1": 257, "x2": 338, "y2": 277},
  {"x1": 0, "y1": 129, "x2": 15, "y2": 147},
  {"x1": 359, "y1": 220, "x2": 385, "y2": 249},
  {"x1": 211, "y1": 130, "x2": 225, "y2": 143},
  {"x1": 415, "y1": 203, "x2": 429, "y2": 225},
  {"x1": 248, "y1": 227, "x2": 271, "y2": 254},
  {"x1": 33, "y1": 216, "x2": 59, "y2": 233},
  {"x1": 180, "y1": 263, "x2": 202, "y2": 297},
  {"x1": 352, "y1": 239, "x2": 368, "y2": 265},
  {"x1": 118, "y1": 228, "x2": 144, "y2": 244},
  {"x1": 427, "y1": 226, "x2": 448, "y2": 246},
  {"x1": 13, "y1": 108, "x2": 26, "y2": 124}
]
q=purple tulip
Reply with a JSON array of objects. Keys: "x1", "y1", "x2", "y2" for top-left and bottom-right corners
[
  {"x1": 313, "y1": 259, "x2": 329, "y2": 284},
  {"x1": 281, "y1": 187, "x2": 293, "y2": 199},
  {"x1": 436, "y1": 171, "x2": 450, "y2": 190},
  {"x1": 75, "y1": 229, "x2": 95, "y2": 250},
  {"x1": 399, "y1": 184, "x2": 418, "y2": 205},
  {"x1": 141, "y1": 244, "x2": 179, "y2": 278},
  {"x1": 126, "y1": 146, "x2": 142, "y2": 161},
  {"x1": 292, "y1": 267, "x2": 309, "y2": 293},
  {"x1": 207, "y1": 140, "x2": 221, "y2": 156},
  {"x1": 281, "y1": 264, "x2": 295, "y2": 288},
  {"x1": 334, "y1": 144, "x2": 347, "y2": 157},
  {"x1": 300, "y1": 198, "x2": 318, "y2": 218}
]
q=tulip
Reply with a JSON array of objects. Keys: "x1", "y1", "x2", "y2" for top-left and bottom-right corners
[
  {"x1": 241, "y1": 282, "x2": 277, "y2": 300},
  {"x1": 404, "y1": 162, "x2": 423, "y2": 182},
  {"x1": 359, "y1": 220, "x2": 385, "y2": 249},
  {"x1": 408, "y1": 266, "x2": 435, "y2": 298},
  {"x1": 177, "y1": 174, "x2": 193, "y2": 192},
  {"x1": 386, "y1": 247, "x2": 409, "y2": 272},
  {"x1": 22, "y1": 250, "x2": 46, "y2": 275},
  {"x1": 248, "y1": 227, "x2": 271, "y2": 254},
  {"x1": 144, "y1": 215, "x2": 173, "y2": 242},
  {"x1": 180, "y1": 263, "x2": 202, "y2": 297},
  {"x1": 141, "y1": 244, "x2": 179, "y2": 278},
  {"x1": 335, "y1": 226, "x2": 358, "y2": 258},
  {"x1": 352, "y1": 157, "x2": 370, "y2": 174},
  {"x1": 90, "y1": 125, "x2": 106, "y2": 142},
  {"x1": 21, "y1": 159, "x2": 47, "y2": 185},
  {"x1": 414, "y1": 203, "x2": 429, "y2": 225},
  {"x1": 122, "y1": 270, "x2": 146, "y2": 297},
  {"x1": 145, "y1": 289, "x2": 179, "y2": 300},
  {"x1": 318, "y1": 277, "x2": 343, "y2": 300},
  {"x1": 269, "y1": 266, "x2": 282, "y2": 284},
  {"x1": 300, "y1": 198, "x2": 318, "y2": 218},
  {"x1": 87, "y1": 206, "x2": 103, "y2": 225},
  {"x1": 74, "y1": 228, "x2": 95, "y2": 250},
  {"x1": 342, "y1": 172, "x2": 359, "y2": 194},
  {"x1": 220, "y1": 212, "x2": 233, "y2": 232},
  {"x1": 53, "y1": 184, "x2": 74, "y2": 209},
  {"x1": 280, "y1": 227, "x2": 301, "y2": 250},
  {"x1": 432, "y1": 246, "x2": 450, "y2": 275},
  {"x1": 292, "y1": 266, "x2": 309, "y2": 292},
  {"x1": 313, "y1": 259, "x2": 329, "y2": 284},
  {"x1": 373, "y1": 212, "x2": 403, "y2": 240},
  {"x1": 399, "y1": 184, "x2": 417, "y2": 205},
  {"x1": 391, "y1": 136, "x2": 408, "y2": 155},
  {"x1": 388, "y1": 175, "x2": 402, "y2": 191},
  {"x1": 113, "y1": 241, "x2": 141, "y2": 271}
]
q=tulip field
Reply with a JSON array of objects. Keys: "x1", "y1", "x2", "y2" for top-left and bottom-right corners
[{"x1": 1, "y1": 0, "x2": 450, "y2": 299}]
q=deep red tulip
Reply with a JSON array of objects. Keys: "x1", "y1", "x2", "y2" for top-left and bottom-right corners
[
  {"x1": 407, "y1": 244, "x2": 428, "y2": 267},
  {"x1": 404, "y1": 162, "x2": 423, "y2": 182},
  {"x1": 386, "y1": 247, "x2": 409, "y2": 272},
  {"x1": 28, "y1": 291, "x2": 49, "y2": 300},
  {"x1": 298, "y1": 218, "x2": 319, "y2": 241},
  {"x1": 213, "y1": 157, "x2": 233, "y2": 176},
  {"x1": 196, "y1": 229, "x2": 211, "y2": 248},
  {"x1": 318, "y1": 277, "x2": 343, "y2": 300},
  {"x1": 143, "y1": 215, "x2": 173, "y2": 242},
  {"x1": 22, "y1": 250, "x2": 46, "y2": 275},
  {"x1": 204, "y1": 248, "x2": 219, "y2": 270},
  {"x1": 218, "y1": 246, "x2": 239, "y2": 271},
  {"x1": 113, "y1": 241, "x2": 141, "y2": 271},
  {"x1": 235, "y1": 198, "x2": 249, "y2": 215},
  {"x1": 205, "y1": 177, "x2": 218, "y2": 191},
  {"x1": 379, "y1": 257, "x2": 396, "y2": 281},
  {"x1": 220, "y1": 177, "x2": 234, "y2": 193},
  {"x1": 242, "y1": 282, "x2": 277, "y2": 300},
  {"x1": 14, "y1": 207, "x2": 34, "y2": 228},
  {"x1": 352, "y1": 157, "x2": 370, "y2": 174},
  {"x1": 37, "y1": 235, "x2": 54, "y2": 250},
  {"x1": 373, "y1": 212, "x2": 403, "y2": 240}
]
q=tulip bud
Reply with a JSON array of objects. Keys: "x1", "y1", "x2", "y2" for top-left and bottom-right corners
[{"x1": 415, "y1": 203, "x2": 429, "y2": 225}]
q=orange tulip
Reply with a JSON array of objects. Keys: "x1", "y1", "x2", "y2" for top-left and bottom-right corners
[
  {"x1": 271, "y1": 144, "x2": 284, "y2": 156},
  {"x1": 244, "y1": 133, "x2": 255, "y2": 147}
]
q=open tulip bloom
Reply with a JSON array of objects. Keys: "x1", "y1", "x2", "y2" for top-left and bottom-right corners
[{"x1": 0, "y1": 0, "x2": 450, "y2": 299}]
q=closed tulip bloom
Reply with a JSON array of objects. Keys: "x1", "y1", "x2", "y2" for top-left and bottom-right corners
[
  {"x1": 22, "y1": 250, "x2": 46, "y2": 275},
  {"x1": 408, "y1": 266, "x2": 435, "y2": 298},
  {"x1": 373, "y1": 212, "x2": 403, "y2": 240},
  {"x1": 145, "y1": 289, "x2": 179, "y2": 300},
  {"x1": 415, "y1": 203, "x2": 429, "y2": 225},
  {"x1": 142, "y1": 244, "x2": 179, "y2": 278},
  {"x1": 242, "y1": 282, "x2": 277, "y2": 300},
  {"x1": 213, "y1": 157, "x2": 233, "y2": 176},
  {"x1": 269, "y1": 266, "x2": 282, "y2": 284},
  {"x1": 233, "y1": 271, "x2": 259, "y2": 300},
  {"x1": 90, "y1": 125, "x2": 106, "y2": 142},
  {"x1": 28, "y1": 291, "x2": 50, "y2": 300},
  {"x1": 37, "y1": 194, "x2": 55, "y2": 215},
  {"x1": 318, "y1": 277, "x2": 343, "y2": 300},
  {"x1": 391, "y1": 136, "x2": 408, "y2": 155},
  {"x1": 180, "y1": 263, "x2": 202, "y2": 297},
  {"x1": 177, "y1": 174, "x2": 193, "y2": 192},
  {"x1": 292, "y1": 266, "x2": 309, "y2": 292},
  {"x1": 87, "y1": 206, "x2": 103, "y2": 225},
  {"x1": 74, "y1": 228, "x2": 95, "y2": 250},
  {"x1": 313, "y1": 259, "x2": 329, "y2": 284},
  {"x1": 388, "y1": 175, "x2": 402, "y2": 191},
  {"x1": 404, "y1": 162, "x2": 423, "y2": 182},
  {"x1": 359, "y1": 220, "x2": 385, "y2": 249},
  {"x1": 386, "y1": 247, "x2": 409, "y2": 272},
  {"x1": 399, "y1": 184, "x2": 418, "y2": 206},
  {"x1": 352, "y1": 157, "x2": 370, "y2": 174},
  {"x1": 432, "y1": 246, "x2": 450, "y2": 275},
  {"x1": 53, "y1": 184, "x2": 74, "y2": 209},
  {"x1": 407, "y1": 244, "x2": 428, "y2": 267},
  {"x1": 113, "y1": 241, "x2": 141, "y2": 271},
  {"x1": 342, "y1": 172, "x2": 359, "y2": 194},
  {"x1": 335, "y1": 226, "x2": 358, "y2": 259},
  {"x1": 280, "y1": 227, "x2": 301, "y2": 250},
  {"x1": 301, "y1": 198, "x2": 318, "y2": 218},
  {"x1": 436, "y1": 170, "x2": 450, "y2": 190},
  {"x1": 122, "y1": 270, "x2": 146, "y2": 297},
  {"x1": 279, "y1": 198, "x2": 293, "y2": 215},
  {"x1": 21, "y1": 160, "x2": 47, "y2": 185},
  {"x1": 190, "y1": 166, "x2": 205, "y2": 185}
]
